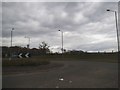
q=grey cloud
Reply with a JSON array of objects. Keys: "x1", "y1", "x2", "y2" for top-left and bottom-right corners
[
  {"x1": 78, "y1": 40, "x2": 117, "y2": 51},
  {"x1": 2, "y1": 2, "x2": 118, "y2": 52}
]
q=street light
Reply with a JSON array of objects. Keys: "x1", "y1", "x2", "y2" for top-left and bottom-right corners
[
  {"x1": 11, "y1": 28, "x2": 14, "y2": 47},
  {"x1": 9, "y1": 28, "x2": 14, "y2": 60},
  {"x1": 25, "y1": 36, "x2": 30, "y2": 49},
  {"x1": 58, "y1": 30, "x2": 64, "y2": 54},
  {"x1": 106, "y1": 9, "x2": 120, "y2": 53}
]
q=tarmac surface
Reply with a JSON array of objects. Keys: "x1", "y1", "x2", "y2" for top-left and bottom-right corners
[{"x1": 2, "y1": 60, "x2": 118, "y2": 88}]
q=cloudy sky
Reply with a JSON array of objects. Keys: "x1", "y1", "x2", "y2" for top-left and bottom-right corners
[{"x1": 1, "y1": 1, "x2": 119, "y2": 52}]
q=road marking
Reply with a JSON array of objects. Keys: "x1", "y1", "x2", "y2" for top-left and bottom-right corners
[
  {"x1": 55, "y1": 86, "x2": 59, "y2": 88},
  {"x1": 69, "y1": 80, "x2": 72, "y2": 83}
]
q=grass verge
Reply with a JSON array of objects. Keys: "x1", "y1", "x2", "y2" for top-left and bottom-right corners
[
  {"x1": 2, "y1": 59, "x2": 50, "y2": 67},
  {"x1": 32, "y1": 53, "x2": 118, "y2": 63}
]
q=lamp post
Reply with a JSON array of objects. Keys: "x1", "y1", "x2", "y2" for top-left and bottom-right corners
[
  {"x1": 9, "y1": 28, "x2": 14, "y2": 60},
  {"x1": 58, "y1": 30, "x2": 63, "y2": 54},
  {"x1": 11, "y1": 28, "x2": 14, "y2": 47},
  {"x1": 106, "y1": 9, "x2": 119, "y2": 53},
  {"x1": 25, "y1": 36, "x2": 30, "y2": 49}
]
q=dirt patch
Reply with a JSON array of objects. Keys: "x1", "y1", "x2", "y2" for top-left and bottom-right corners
[{"x1": 3, "y1": 62, "x2": 64, "y2": 75}]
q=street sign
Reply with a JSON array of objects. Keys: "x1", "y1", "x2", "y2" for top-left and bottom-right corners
[
  {"x1": 25, "y1": 53, "x2": 30, "y2": 58},
  {"x1": 18, "y1": 53, "x2": 30, "y2": 58},
  {"x1": 18, "y1": 53, "x2": 23, "y2": 58}
]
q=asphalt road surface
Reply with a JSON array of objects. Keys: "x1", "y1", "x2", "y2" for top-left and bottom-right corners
[{"x1": 2, "y1": 61, "x2": 118, "y2": 88}]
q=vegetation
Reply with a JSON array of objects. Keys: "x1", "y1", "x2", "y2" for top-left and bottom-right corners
[
  {"x1": 2, "y1": 41, "x2": 51, "y2": 58},
  {"x1": 2, "y1": 59, "x2": 50, "y2": 67},
  {"x1": 39, "y1": 41, "x2": 50, "y2": 54},
  {"x1": 32, "y1": 53, "x2": 118, "y2": 63},
  {"x1": 2, "y1": 52, "x2": 118, "y2": 67},
  {"x1": 2, "y1": 41, "x2": 119, "y2": 67}
]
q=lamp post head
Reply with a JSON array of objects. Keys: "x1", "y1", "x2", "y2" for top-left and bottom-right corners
[
  {"x1": 58, "y1": 30, "x2": 63, "y2": 33},
  {"x1": 106, "y1": 9, "x2": 110, "y2": 11},
  {"x1": 12, "y1": 28, "x2": 14, "y2": 30},
  {"x1": 106, "y1": 9, "x2": 116, "y2": 12}
]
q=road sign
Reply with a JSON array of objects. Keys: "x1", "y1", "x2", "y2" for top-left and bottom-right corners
[
  {"x1": 18, "y1": 53, "x2": 30, "y2": 58},
  {"x1": 18, "y1": 53, "x2": 23, "y2": 58},
  {"x1": 25, "y1": 53, "x2": 30, "y2": 58}
]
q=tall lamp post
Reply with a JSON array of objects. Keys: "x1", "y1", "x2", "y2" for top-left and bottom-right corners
[
  {"x1": 9, "y1": 28, "x2": 14, "y2": 60},
  {"x1": 11, "y1": 28, "x2": 14, "y2": 47},
  {"x1": 106, "y1": 9, "x2": 119, "y2": 53},
  {"x1": 58, "y1": 30, "x2": 63, "y2": 54},
  {"x1": 25, "y1": 36, "x2": 30, "y2": 49}
]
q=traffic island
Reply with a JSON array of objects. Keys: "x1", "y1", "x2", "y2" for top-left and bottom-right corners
[{"x1": 2, "y1": 60, "x2": 64, "y2": 75}]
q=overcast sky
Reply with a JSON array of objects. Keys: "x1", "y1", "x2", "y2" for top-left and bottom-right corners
[{"x1": 2, "y1": 1, "x2": 119, "y2": 52}]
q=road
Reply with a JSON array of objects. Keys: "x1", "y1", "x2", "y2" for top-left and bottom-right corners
[{"x1": 2, "y1": 61, "x2": 118, "y2": 88}]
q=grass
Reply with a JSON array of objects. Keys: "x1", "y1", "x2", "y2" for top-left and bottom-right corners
[
  {"x1": 32, "y1": 53, "x2": 118, "y2": 63},
  {"x1": 2, "y1": 58, "x2": 50, "y2": 67},
  {"x1": 2, "y1": 53, "x2": 118, "y2": 67}
]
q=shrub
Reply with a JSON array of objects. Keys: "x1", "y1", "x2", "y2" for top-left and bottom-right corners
[{"x1": 2, "y1": 59, "x2": 50, "y2": 67}]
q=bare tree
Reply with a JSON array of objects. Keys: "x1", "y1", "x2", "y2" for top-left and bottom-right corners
[{"x1": 39, "y1": 41, "x2": 50, "y2": 54}]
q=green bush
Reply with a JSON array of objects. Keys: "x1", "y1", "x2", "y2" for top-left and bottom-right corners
[{"x1": 2, "y1": 59, "x2": 50, "y2": 67}]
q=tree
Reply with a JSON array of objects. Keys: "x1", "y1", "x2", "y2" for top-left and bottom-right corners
[{"x1": 39, "y1": 41, "x2": 50, "y2": 54}]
